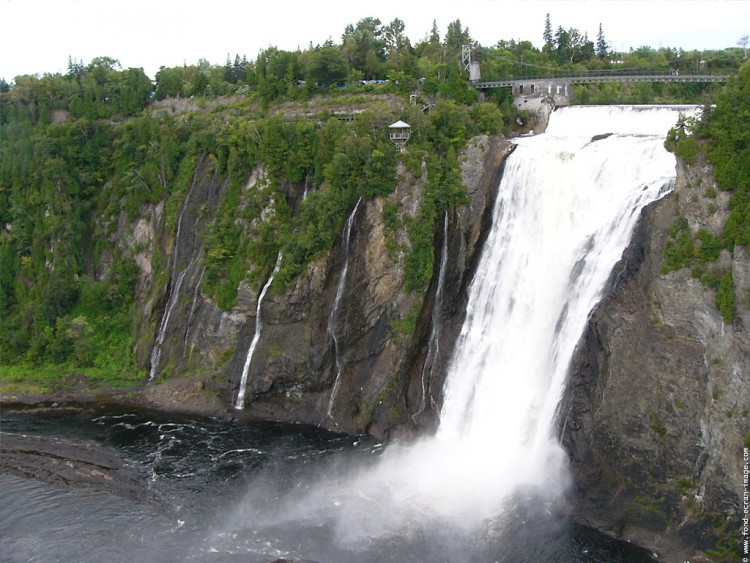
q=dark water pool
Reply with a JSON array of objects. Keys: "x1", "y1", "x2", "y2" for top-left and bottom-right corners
[{"x1": 0, "y1": 405, "x2": 656, "y2": 562}]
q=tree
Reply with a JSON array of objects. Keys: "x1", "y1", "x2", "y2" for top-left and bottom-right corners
[
  {"x1": 67, "y1": 57, "x2": 85, "y2": 82},
  {"x1": 739, "y1": 35, "x2": 749, "y2": 59},
  {"x1": 119, "y1": 67, "x2": 152, "y2": 116},
  {"x1": 444, "y1": 19, "x2": 472, "y2": 54},
  {"x1": 596, "y1": 23, "x2": 609, "y2": 59},
  {"x1": 555, "y1": 26, "x2": 593, "y2": 64},
  {"x1": 341, "y1": 17, "x2": 386, "y2": 79},
  {"x1": 543, "y1": 14, "x2": 554, "y2": 53},
  {"x1": 224, "y1": 54, "x2": 236, "y2": 84},
  {"x1": 304, "y1": 46, "x2": 348, "y2": 85},
  {"x1": 429, "y1": 20, "x2": 441, "y2": 45},
  {"x1": 154, "y1": 66, "x2": 185, "y2": 100},
  {"x1": 383, "y1": 18, "x2": 412, "y2": 70},
  {"x1": 555, "y1": 26, "x2": 570, "y2": 63}
]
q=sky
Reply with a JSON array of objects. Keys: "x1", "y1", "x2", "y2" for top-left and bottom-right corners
[{"x1": 1, "y1": 0, "x2": 749, "y2": 81}]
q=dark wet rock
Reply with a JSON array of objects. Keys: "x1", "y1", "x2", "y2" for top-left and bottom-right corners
[
  {"x1": 0, "y1": 432, "x2": 158, "y2": 505},
  {"x1": 560, "y1": 155, "x2": 749, "y2": 561}
]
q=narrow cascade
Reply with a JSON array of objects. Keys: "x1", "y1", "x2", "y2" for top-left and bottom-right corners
[
  {"x1": 413, "y1": 210, "x2": 449, "y2": 420},
  {"x1": 326, "y1": 197, "x2": 363, "y2": 421},
  {"x1": 235, "y1": 254, "x2": 282, "y2": 410},
  {"x1": 278, "y1": 105, "x2": 696, "y2": 544},
  {"x1": 148, "y1": 162, "x2": 202, "y2": 381},
  {"x1": 183, "y1": 266, "x2": 206, "y2": 358},
  {"x1": 302, "y1": 173, "x2": 310, "y2": 201}
]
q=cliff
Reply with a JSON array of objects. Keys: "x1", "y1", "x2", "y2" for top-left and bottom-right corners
[
  {"x1": 561, "y1": 153, "x2": 749, "y2": 561},
  {"x1": 132, "y1": 135, "x2": 513, "y2": 438}
]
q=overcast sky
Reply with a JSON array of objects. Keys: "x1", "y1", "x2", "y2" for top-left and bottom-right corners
[{"x1": 1, "y1": 0, "x2": 749, "y2": 81}]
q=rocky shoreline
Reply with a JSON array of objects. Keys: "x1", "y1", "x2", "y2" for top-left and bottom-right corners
[{"x1": 1, "y1": 374, "x2": 236, "y2": 421}]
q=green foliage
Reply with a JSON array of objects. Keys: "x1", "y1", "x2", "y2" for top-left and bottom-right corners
[
  {"x1": 716, "y1": 269, "x2": 735, "y2": 322},
  {"x1": 381, "y1": 200, "x2": 401, "y2": 256},
  {"x1": 650, "y1": 418, "x2": 668, "y2": 438},
  {"x1": 391, "y1": 300, "x2": 421, "y2": 340},
  {"x1": 663, "y1": 60, "x2": 749, "y2": 324},
  {"x1": 662, "y1": 215, "x2": 696, "y2": 273},
  {"x1": 665, "y1": 114, "x2": 702, "y2": 165},
  {"x1": 471, "y1": 103, "x2": 504, "y2": 136},
  {"x1": 691, "y1": 61, "x2": 750, "y2": 249},
  {"x1": 404, "y1": 202, "x2": 437, "y2": 293},
  {"x1": 662, "y1": 210, "x2": 735, "y2": 322},
  {"x1": 675, "y1": 478, "x2": 693, "y2": 496}
]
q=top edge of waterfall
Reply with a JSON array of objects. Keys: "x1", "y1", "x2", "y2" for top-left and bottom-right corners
[{"x1": 544, "y1": 104, "x2": 701, "y2": 138}]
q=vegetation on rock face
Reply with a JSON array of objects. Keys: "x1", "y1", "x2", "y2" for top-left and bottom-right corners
[
  {"x1": 0, "y1": 16, "x2": 746, "y2": 386},
  {"x1": 664, "y1": 59, "x2": 750, "y2": 323}
]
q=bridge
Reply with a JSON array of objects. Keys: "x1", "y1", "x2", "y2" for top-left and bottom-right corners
[{"x1": 470, "y1": 70, "x2": 729, "y2": 91}]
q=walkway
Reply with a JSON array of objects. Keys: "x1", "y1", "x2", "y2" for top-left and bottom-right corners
[{"x1": 472, "y1": 70, "x2": 729, "y2": 90}]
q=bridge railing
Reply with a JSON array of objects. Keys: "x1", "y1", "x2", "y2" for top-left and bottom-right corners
[{"x1": 471, "y1": 69, "x2": 730, "y2": 89}]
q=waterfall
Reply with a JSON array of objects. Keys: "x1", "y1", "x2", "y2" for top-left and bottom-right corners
[
  {"x1": 302, "y1": 172, "x2": 310, "y2": 201},
  {"x1": 437, "y1": 105, "x2": 694, "y2": 450},
  {"x1": 182, "y1": 266, "x2": 206, "y2": 358},
  {"x1": 326, "y1": 197, "x2": 363, "y2": 421},
  {"x1": 235, "y1": 254, "x2": 282, "y2": 410},
  {"x1": 276, "y1": 105, "x2": 695, "y2": 544},
  {"x1": 148, "y1": 160, "x2": 202, "y2": 381},
  {"x1": 413, "y1": 210, "x2": 449, "y2": 421}
]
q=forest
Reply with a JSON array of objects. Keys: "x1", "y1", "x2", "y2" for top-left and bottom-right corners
[{"x1": 0, "y1": 15, "x2": 747, "y2": 388}]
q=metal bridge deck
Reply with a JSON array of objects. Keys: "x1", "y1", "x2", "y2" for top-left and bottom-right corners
[{"x1": 472, "y1": 71, "x2": 729, "y2": 89}]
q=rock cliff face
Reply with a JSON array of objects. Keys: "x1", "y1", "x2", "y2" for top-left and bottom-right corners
[
  {"x1": 561, "y1": 154, "x2": 749, "y2": 561},
  {"x1": 127, "y1": 135, "x2": 513, "y2": 438}
]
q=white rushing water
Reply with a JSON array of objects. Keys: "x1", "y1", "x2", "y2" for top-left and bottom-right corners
[
  {"x1": 327, "y1": 197, "x2": 363, "y2": 421},
  {"x1": 235, "y1": 254, "x2": 282, "y2": 410},
  {"x1": 254, "y1": 105, "x2": 695, "y2": 546},
  {"x1": 149, "y1": 163, "x2": 202, "y2": 381}
]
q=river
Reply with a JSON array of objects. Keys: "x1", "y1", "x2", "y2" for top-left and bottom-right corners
[{"x1": 1, "y1": 405, "x2": 655, "y2": 562}]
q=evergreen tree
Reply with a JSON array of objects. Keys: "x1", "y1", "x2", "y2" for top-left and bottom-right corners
[
  {"x1": 596, "y1": 23, "x2": 609, "y2": 59},
  {"x1": 445, "y1": 19, "x2": 471, "y2": 53},
  {"x1": 543, "y1": 13, "x2": 554, "y2": 53},
  {"x1": 224, "y1": 54, "x2": 236, "y2": 84},
  {"x1": 429, "y1": 20, "x2": 441, "y2": 45}
]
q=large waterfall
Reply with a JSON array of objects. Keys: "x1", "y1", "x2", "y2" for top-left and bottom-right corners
[{"x1": 247, "y1": 105, "x2": 692, "y2": 547}]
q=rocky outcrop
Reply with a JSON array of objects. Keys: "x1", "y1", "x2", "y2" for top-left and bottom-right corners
[
  {"x1": 133, "y1": 135, "x2": 513, "y2": 438},
  {"x1": 0, "y1": 431, "x2": 159, "y2": 505},
  {"x1": 561, "y1": 155, "x2": 749, "y2": 561}
]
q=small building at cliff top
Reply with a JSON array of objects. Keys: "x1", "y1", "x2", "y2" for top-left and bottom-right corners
[{"x1": 389, "y1": 120, "x2": 411, "y2": 152}]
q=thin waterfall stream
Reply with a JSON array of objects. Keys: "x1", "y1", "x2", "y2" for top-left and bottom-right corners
[
  {"x1": 326, "y1": 197, "x2": 363, "y2": 421},
  {"x1": 182, "y1": 265, "x2": 206, "y2": 358},
  {"x1": 413, "y1": 210, "x2": 449, "y2": 421},
  {"x1": 235, "y1": 253, "x2": 282, "y2": 410},
  {"x1": 148, "y1": 158, "x2": 203, "y2": 381}
]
